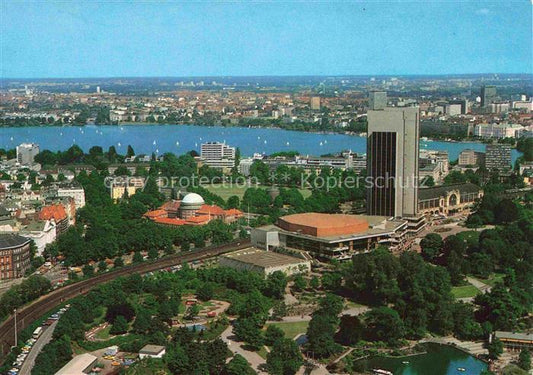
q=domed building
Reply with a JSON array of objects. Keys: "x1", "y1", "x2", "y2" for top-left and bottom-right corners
[
  {"x1": 179, "y1": 193, "x2": 205, "y2": 219},
  {"x1": 143, "y1": 192, "x2": 243, "y2": 226}
]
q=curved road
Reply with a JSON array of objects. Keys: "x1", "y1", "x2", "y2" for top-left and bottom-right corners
[
  {"x1": 0, "y1": 239, "x2": 250, "y2": 363},
  {"x1": 18, "y1": 320, "x2": 58, "y2": 375}
]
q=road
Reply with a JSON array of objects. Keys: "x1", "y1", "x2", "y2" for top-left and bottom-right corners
[
  {"x1": 220, "y1": 325, "x2": 268, "y2": 374},
  {"x1": 19, "y1": 320, "x2": 58, "y2": 375}
]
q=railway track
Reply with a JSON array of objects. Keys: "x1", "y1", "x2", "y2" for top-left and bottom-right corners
[{"x1": 0, "y1": 239, "x2": 250, "y2": 362}]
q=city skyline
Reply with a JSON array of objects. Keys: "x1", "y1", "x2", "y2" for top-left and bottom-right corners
[{"x1": 1, "y1": 1, "x2": 532, "y2": 78}]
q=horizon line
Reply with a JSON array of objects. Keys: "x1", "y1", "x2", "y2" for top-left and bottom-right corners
[{"x1": 2, "y1": 72, "x2": 533, "y2": 81}]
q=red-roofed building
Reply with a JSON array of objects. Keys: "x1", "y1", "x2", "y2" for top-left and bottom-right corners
[
  {"x1": 38, "y1": 204, "x2": 69, "y2": 234},
  {"x1": 198, "y1": 204, "x2": 226, "y2": 219},
  {"x1": 145, "y1": 193, "x2": 243, "y2": 227},
  {"x1": 224, "y1": 208, "x2": 244, "y2": 222},
  {"x1": 185, "y1": 215, "x2": 211, "y2": 226},
  {"x1": 154, "y1": 217, "x2": 187, "y2": 226},
  {"x1": 160, "y1": 201, "x2": 181, "y2": 218},
  {"x1": 143, "y1": 209, "x2": 168, "y2": 220}
]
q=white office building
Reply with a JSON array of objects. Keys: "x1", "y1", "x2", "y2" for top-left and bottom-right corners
[
  {"x1": 474, "y1": 123, "x2": 524, "y2": 139},
  {"x1": 200, "y1": 142, "x2": 236, "y2": 169},
  {"x1": 16, "y1": 143, "x2": 40, "y2": 165}
]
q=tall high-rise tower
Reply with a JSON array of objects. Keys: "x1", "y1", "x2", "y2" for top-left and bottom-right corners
[
  {"x1": 481, "y1": 85, "x2": 496, "y2": 108},
  {"x1": 369, "y1": 91, "x2": 387, "y2": 110},
  {"x1": 366, "y1": 106, "x2": 420, "y2": 218}
]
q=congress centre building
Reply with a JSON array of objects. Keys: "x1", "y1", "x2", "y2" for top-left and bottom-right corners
[{"x1": 251, "y1": 212, "x2": 409, "y2": 261}]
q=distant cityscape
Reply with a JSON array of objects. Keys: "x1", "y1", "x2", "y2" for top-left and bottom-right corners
[{"x1": 1, "y1": 76, "x2": 532, "y2": 142}]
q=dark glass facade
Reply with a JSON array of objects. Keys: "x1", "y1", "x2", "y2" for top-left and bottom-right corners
[{"x1": 367, "y1": 131, "x2": 396, "y2": 216}]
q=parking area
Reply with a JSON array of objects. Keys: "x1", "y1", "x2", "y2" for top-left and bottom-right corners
[{"x1": 7, "y1": 305, "x2": 70, "y2": 375}]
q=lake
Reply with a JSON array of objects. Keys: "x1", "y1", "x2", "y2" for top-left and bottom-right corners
[
  {"x1": 355, "y1": 343, "x2": 488, "y2": 375},
  {"x1": 0, "y1": 124, "x2": 521, "y2": 163}
]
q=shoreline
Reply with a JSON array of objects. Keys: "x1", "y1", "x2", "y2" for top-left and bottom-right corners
[
  {"x1": 352, "y1": 341, "x2": 490, "y2": 372},
  {"x1": 0, "y1": 123, "x2": 503, "y2": 144}
]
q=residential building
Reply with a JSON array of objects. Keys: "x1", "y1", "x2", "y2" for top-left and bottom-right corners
[
  {"x1": 16, "y1": 143, "x2": 40, "y2": 165},
  {"x1": 0, "y1": 233, "x2": 31, "y2": 280},
  {"x1": 110, "y1": 177, "x2": 145, "y2": 200},
  {"x1": 38, "y1": 203, "x2": 69, "y2": 235},
  {"x1": 512, "y1": 99, "x2": 533, "y2": 112},
  {"x1": 449, "y1": 99, "x2": 469, "y2": 114},
  {"x1": 485, "y1": 144, "x2": 512, "y2": 171},
  {"x1": 20, "y1": 219, "x2": 57, "y2": 255},
  {"x1": 238, "y1": 158, "x2": 254, "y2": 176},
  {"x1": 310, "y1": 96, "x2": 321, "y2": 110},
  {"x1": 0, "y1": 205, "x2": 17, "y2": 232},
  {"x1": 445, "y1": 103, "x2": 462, "y2": 116},
  {"x1": 366, "y1": 106, "x2": 420, "y2": 217},
  {"x1": 458, "y1": 149, "x2": 485, "y2": 167},
  {"x1": 219, "y1": 247, "x2": 310, "y2": 277},
  {"x1": 474, "y1": 123, "x2": 524, "y2": 139},
  {"x1": 490, "y1": 102, "x2": 510, "y2": 114},
  {"x1": 419, "y1": 150, "x2": 449, "y2": 183},
  {"x1": 419, "y1": 163, "x2": 442, "y2": 185},
  {"x1": 57, "y1": 186, "x2": 86, "y2": 209}
]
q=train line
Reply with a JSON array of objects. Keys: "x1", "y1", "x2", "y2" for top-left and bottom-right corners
[{"x1": 0, "y1": 239, "x2": 250, "y2": 362}]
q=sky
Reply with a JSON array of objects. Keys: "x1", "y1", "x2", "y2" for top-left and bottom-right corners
[{"x1": 1, "y1": 0, "x2": 532, "y2": 78}]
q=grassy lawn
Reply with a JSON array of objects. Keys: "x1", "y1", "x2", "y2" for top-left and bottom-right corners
[
  {"x1": 451, "y1": 284, "x2": 480, "y2": 299},
  {"x1": 125, "y1": 359, "x2": 170, "y2": 375},
  {"x1": 257, "y1": 346, "x2": 269, "y2": 359},
  {"x1": 457, "y1": 230, "x2": 480, "y2": 243},
  {"x1": 203, "y1": 184, "x2": 311, "y2": 201},
  {"x1": 267, "y1": 321, "x2": 309, "y2": 339},
  {"x1": 200, "y1": 301, "x2": 214, "y2": 308},
  {"x1": 476, "y1": 273, "x2": 505, "y2": 287},
  {"x1": 94, "y1": 325, "x2": 111, "y2": 340}
]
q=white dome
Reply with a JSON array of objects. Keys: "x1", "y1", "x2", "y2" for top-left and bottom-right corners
[{"x1": 181, "y1": 193, "x2": 205, "y2": 205}]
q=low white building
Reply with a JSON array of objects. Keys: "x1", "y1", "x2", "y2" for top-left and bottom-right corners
[
  {"x1": 474, "y1": 123, "x2": 524, "y2": 139},
  {"x1": 219, "y1": 247, "x2": 311, "y2": 277},
  {"x1": 139, "y1": 344, "x2": 166, "y2": 359},
  {"x1": 55, "y1": 353, "x2": 97, "y2": 375},
  {"x1": 20, "y1": 220, "x2": 57, "y2": 255}
]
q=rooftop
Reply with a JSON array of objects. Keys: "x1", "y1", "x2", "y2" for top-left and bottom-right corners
[
  {"x1": 0, "y1": 233, "x2": 31, "y2": 250},
  {"x1": 221, "y1": 247, "x2": 307, "y2": 269},
  {"x1": 260, "y1": 214, "x2": 407, "y2": 243},
  {"x1": 495, "y1": 331, "x2": 533, "y2": 343},
  {"x1": 55, "y1": 353, "x2": 97, "y2": 375},
  {"x1": 418, "y1": 183, "x2": 481, "y2": 201},
  {"x1": 278, "y1": 213, "x2": 369, "y2": 237},
  {"x1": 38, "y1": 204, "x2": 67, "y2": 222},
  {"x1": 144, "y1": 209, "x2": 168, "y2": 219},
  {"x1": 160, "y1": 200, "x2": 181, "y2": 211},
  {"x1": 198, "y1": 204, "x2": 226, "y2": 216},
  {"x1": 154, "y1": 217, "x2": 186, "y2": 226},
  {"x1": 181, "y1": 192, "x2": 205, "y2": 205},
  {"x1": 140, "y1": 344, "x2": 166, "y2": 355}
]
